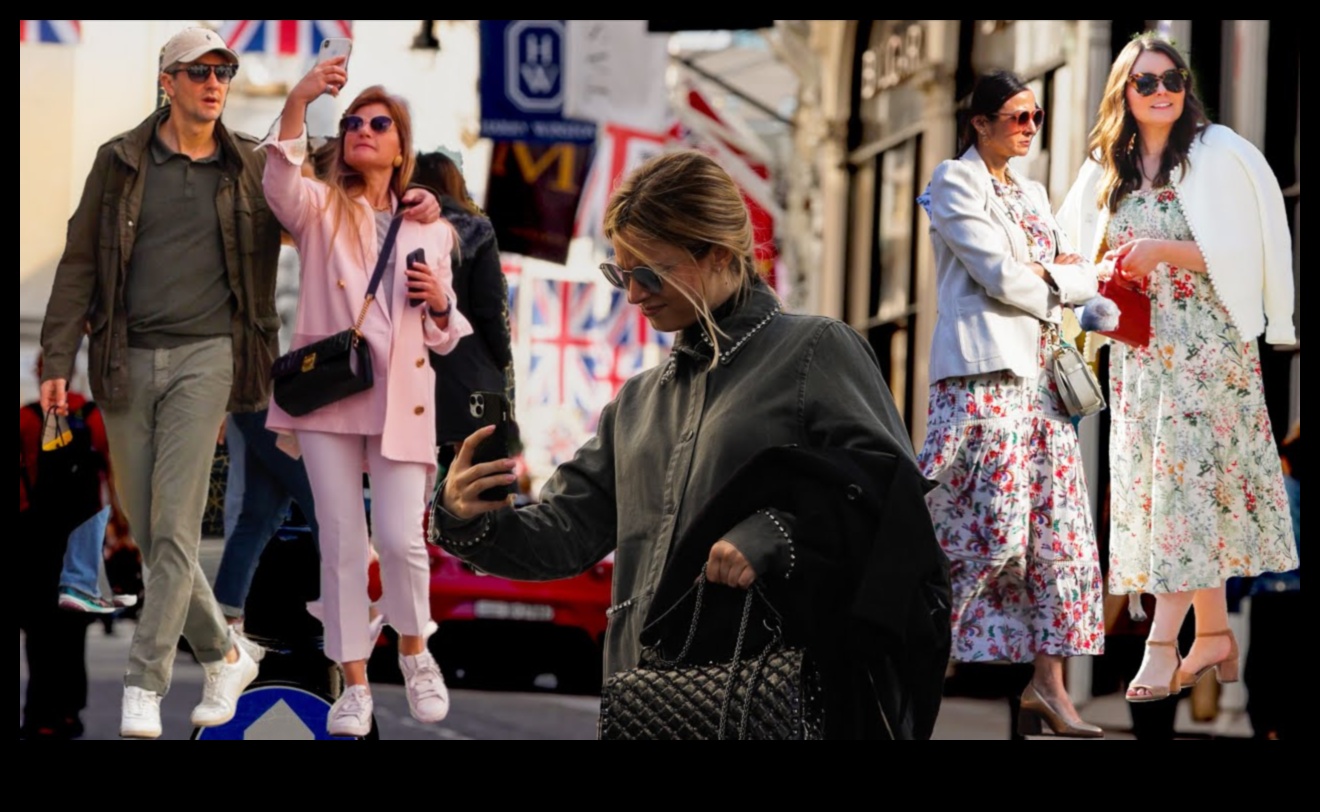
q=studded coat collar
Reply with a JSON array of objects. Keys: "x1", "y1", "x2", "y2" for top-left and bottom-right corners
[{"x1": 663, "y1": 279, "x2": 782, "y2": 382}]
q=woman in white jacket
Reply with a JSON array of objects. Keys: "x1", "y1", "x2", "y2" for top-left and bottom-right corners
[
  {"x1": 919, "y1": 71, "x2": 1105, "y2": 737},
  {"x1": 1056, "y1": 33, "x2": 1297, "y2": 703}
]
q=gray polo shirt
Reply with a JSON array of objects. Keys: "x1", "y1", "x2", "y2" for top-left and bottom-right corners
[{"x1": 125, "y1": 124, "x2": 235, "y2": 349}]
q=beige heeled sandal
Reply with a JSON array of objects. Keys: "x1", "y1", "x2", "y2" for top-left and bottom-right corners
[
  {"x1": 1178, "y1": 629, "x2": 1240, "y2": 690},
  {"x1": 1125, "y1": 639, "x2": 1182, "y2": 703}
]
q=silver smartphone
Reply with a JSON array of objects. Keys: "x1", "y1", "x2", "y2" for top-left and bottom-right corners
[{"x1": 316, "y1": 37, "x2": 352, "y2": 92}]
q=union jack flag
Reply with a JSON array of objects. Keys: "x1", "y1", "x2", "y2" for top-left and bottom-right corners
[
  {"x1": 501, "y1": 258, "x2": 522, "y2": 344},
  {"x1": 527, "y1": 280, "x2": 605, "y2": 422},
  {"x1": 19, "y1": 20, "x2": 80, "y2": 44},
  {"x1": 591, "y1": 290, "x2": 674, "y2": 399},
  {"x1": 217, "y1": 20, "x2": 352, "y2": 57}
]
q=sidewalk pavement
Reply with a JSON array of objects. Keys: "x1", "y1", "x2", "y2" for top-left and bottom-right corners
[{"x1": 932, "y1": 691, "x2": 1253, "y2": 740}]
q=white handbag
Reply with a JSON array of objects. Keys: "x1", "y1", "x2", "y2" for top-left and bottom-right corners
[{"x1": 1053, "y1": 343, "x2": 1106, "y2": 418}]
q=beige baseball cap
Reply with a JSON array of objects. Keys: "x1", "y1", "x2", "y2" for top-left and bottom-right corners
[{"x1": 159, "y1": 27, "x2": 239, "y2": 72}]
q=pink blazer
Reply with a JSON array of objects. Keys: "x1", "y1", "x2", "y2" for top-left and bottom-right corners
[{"x1": 261, "y1": 134, "x2": 472, "y2": 469}]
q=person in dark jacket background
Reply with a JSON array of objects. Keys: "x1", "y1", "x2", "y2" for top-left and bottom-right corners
[{"x1": 413, "y1": 149, "x2": 515, "y2": 472}]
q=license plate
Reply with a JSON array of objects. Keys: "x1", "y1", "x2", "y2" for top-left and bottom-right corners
[{"x1": 473, "y1": 600, "x2": 554, "y2": 622}]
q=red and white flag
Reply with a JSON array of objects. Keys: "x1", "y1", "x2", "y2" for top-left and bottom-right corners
[
  {"x1": 217, "y1": 20, "x2": 352, "y2": 57},
  {"x1": 574, "y1": 123, "x2": 671, "y2": 246},
  {"x1": 19, "y1": 20, "x2": 80, "y2": 44}
]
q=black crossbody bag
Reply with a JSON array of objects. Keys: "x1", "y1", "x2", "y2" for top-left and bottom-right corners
[{"x1": 270, "y1": 211, "x2": 404, "y2": 417}]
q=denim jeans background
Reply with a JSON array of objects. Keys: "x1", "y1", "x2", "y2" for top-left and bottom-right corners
[
  {"x1": 223, "y1": 413, "x2": 246, "y2": 542},
  {"x1": 214, "y1": 409, "x2": 319, "y2": 619},
  {"x1": 58, "y1": 506, "x2": 112, "y2": 598}
]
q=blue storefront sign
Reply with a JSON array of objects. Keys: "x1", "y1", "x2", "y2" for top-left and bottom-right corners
[{"x1": 480, "y1": 20, "x2": 596, "y2": 143}]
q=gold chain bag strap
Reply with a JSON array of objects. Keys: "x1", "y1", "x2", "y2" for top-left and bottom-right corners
[{"x1": 270, "y1": 209, "x2": 407, "y2": 417}]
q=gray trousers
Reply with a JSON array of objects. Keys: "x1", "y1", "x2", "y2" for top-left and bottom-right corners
[{"x1": 102, "y1": 337, "x2": 234, "y2": 695}]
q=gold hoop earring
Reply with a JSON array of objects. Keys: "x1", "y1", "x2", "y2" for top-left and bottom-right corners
[{"x1": 392, "y1": 154, "x2": 403, "y2": 168}]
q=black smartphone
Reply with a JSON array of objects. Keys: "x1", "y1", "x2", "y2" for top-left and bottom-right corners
[
  {"x1": 406, "y1": 248, "x2": 426, "y2": 307},
  {"x1": 469, "y1": 391, "x2": 513, "y2": 502}
]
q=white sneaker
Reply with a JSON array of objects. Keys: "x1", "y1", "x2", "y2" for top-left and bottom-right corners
[
  {"x1": 120, "y1": 686, "x2": 162, "y2": 739},
  {"x1": 327, "y1": 684, "x2": 374, "y2": 737},
  {"x1": 190, "y1": 641, "x2": 259, "y2": 727},
  {"x1": 231, "y1": 624, "x2": 266, "y2": 663},
  {"x1": 400, "y1": 650, "x2": 450, "y2": 723}
]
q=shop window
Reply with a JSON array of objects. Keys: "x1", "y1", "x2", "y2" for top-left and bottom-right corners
[{"x1": 864, "y1": 136, "x2": 922, "y2": 421}]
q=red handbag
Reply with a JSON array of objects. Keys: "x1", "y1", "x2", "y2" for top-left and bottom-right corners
[{"x1": 1097, "y1": 270, "x2": 1152, "y2": 349}]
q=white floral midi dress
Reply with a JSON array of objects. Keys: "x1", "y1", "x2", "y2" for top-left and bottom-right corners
[
  {"x1": 1105, "y1": 187, "x2": 1297, "y2": 594},
  {"x1": 918, "y1": 176, "x2": 1105, "y2": 663}
]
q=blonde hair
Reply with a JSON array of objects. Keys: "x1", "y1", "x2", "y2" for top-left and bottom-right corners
[
  {"x1": 602, "y1": 150, "x2": 762, "y2": 364},
  {"x1": 321, "y1": 86, "x2": 417, "y2": 262},
  {"x1": 1090, "y1": 33, "x2": 1208, "y2": 213}
]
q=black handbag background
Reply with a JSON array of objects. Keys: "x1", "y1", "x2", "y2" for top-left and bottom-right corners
[
  {"x1": 271, "y1": 209, "x2": 404, "y2": 417},
  {"x1": 598, "y1": 575, "x2": 824, "y2": 740}
]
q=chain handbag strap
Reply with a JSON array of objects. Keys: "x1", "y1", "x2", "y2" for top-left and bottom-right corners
[{"x1": 650, "y1": 564, "x2": 787, "y2": 740}]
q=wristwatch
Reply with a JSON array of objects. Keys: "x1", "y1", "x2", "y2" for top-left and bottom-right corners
[{"x1": 429, "y1": 299, "x2": 452, "y2": 318}]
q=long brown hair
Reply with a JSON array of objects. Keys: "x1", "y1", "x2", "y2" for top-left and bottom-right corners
[
  {"x1": 1090, "y1": 33, "x2": 1209, "y2": 212},
  {"x1": 414, "y1": 151, "x2": 481, "y2": 216},
  {"x1": 603, "y1": 150, "x2": 762, "y2": 364},
  {"x1": 322, "y1": 85, "x2": 417, "y2": 261}
]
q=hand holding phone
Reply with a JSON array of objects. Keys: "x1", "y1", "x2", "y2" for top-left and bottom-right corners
[
  {"x1": 406, "y1": 248, "x2": 427, "y2": 308},
  {"x1": 315, "y1": 38, "x2": 353, "y2": 95},
  {"x1": 468, "y1": 392, "x2": 513, "y2": 502}
]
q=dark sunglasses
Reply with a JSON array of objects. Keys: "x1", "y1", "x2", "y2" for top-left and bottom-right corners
[
  {"x1": 600, "y1": 261, "x2": 664, "y2": 294},
  {"x1": 993, "y1": 107, "x2": 1044, "y2": 128},
  {"x1": 1129, "y1": 69, "x2": 1189, "y2": 97},
  {"x1": 341, "y1": 115, "x2": 394, "y2": 134},
  {"x1": 174, "y1": 63, "x2": 238, "y2": 84}
]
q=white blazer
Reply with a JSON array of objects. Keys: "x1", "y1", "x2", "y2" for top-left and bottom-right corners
[
  {"x1": 1056, "y1": 123, "x2": 1296, "y2": 345},
  {"x1": 923, "y1": 147, "x2": 1100, "y2": 382}
]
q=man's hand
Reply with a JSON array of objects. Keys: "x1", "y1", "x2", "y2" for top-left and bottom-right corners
[
  {"x1": 401, "y1": 188, "x2": 441, "y2": 224},
  {"x1": 705, "y1": 540, "x2": 756, "y2": 589},
  {"x1": 40, "y1": 378, "x2": 69, "y2": 416}
]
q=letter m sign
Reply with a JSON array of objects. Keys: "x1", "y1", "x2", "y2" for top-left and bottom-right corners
[{"x1": 506, "y1": 20, "x2": 565, "y2": 113}]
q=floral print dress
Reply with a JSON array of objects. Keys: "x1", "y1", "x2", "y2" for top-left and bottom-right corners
[
  {"x1": 918, "y1": 176, "x2": 1105, "y2": 663},
  {"x1": 1105, "y1": 187, "x2": 1297, "y2": 594}
]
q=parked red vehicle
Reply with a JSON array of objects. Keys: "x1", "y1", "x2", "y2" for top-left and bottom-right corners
[{"x1": 368, "y1": 545, "x2": 613, "y2": 694}]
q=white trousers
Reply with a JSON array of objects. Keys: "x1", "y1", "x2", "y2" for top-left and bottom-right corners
[{"x1": 296, "y1": 431, "x2": 430, "y2": 664}]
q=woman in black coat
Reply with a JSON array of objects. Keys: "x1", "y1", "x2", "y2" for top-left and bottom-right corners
[{"x1": 413, "y1": 151, "x2": 515, "y2": 470}]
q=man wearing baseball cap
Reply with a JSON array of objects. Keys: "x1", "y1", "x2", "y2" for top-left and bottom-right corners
[{"x1": 37, "y1": 26, "x2": 438, "y2": 739}]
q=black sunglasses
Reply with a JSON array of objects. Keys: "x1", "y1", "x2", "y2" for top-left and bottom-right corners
[
  {"x1": 1129, "y1": 69, "x2": 1189, "y2": 97},
  {"x1": 174, "y1": 63, "x2": 238, "y2": 84},
  {"x1": 993, "y1": 107, "x2": 1044, "y2": 128},
  {"x1": 341, "y1": 115, "x2": 394, "y2": 134},
  {"x1": 600, "y1": 261, "x2": 664, "y2": 294}
]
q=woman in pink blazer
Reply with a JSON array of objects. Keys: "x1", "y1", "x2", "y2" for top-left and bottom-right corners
[{"x1": 263, "y1": 56, "x2": 472, "y2": 737}]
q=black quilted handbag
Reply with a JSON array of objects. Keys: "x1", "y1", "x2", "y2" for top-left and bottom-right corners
[
  {"x1": 271, "y1": 210, "x2": 404, "y2": 417},
  {"x1": 598, "y1": 571, "x2": 823, "y2": 740}
]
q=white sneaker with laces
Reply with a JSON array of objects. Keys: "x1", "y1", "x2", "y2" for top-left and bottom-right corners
[
  {"x1": 120, "y1": 686, "x2": 163, "y2": 739},
  {"x1": 401, "y1": 650, "x2": 450, "y2": 723},
  {"x1": 327, "y1": 684, "x2": 374, "y2": 737},
  {"x1": 190, "y1": 641, "x2": 259, "y2": 727}
]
